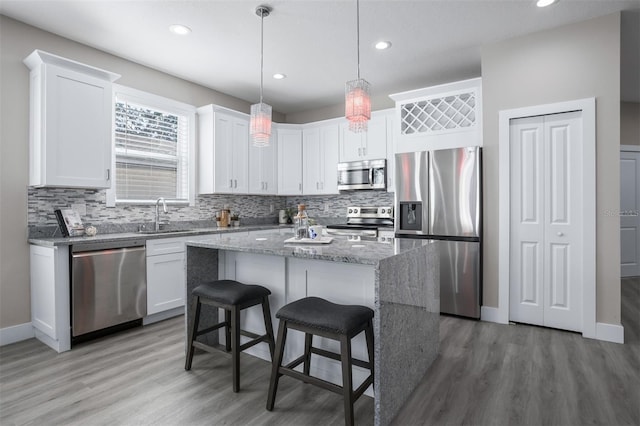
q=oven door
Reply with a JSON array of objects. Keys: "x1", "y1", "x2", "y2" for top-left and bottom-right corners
[{"x1": 337, "y1": 160, "x2": 386, "y2": 190}]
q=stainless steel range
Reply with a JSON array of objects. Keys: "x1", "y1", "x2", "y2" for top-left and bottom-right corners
[{"x1": 326, "y1": 206, "x2": 394, "y2": 242}]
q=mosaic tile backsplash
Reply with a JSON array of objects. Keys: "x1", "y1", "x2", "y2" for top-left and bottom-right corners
[{"x1": 28, "y1": 188, "x2": 394, "y2": 237}]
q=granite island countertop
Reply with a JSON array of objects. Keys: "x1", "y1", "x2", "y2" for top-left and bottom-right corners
[{"x1": 186, "y1": 230, "x2": 430, "y2": 265}]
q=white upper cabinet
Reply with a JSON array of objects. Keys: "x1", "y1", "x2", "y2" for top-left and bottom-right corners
[
  {"x1": 197, "y1": 105, "x2": 249, "y2": 194},
  {"x1": 249, "y1": 132, "x2": 277, "y2": 195},
  {"x1": 24, "y1": 50, "x2": 120, "y2": 188},
  {"x1": 277, "y1": 125, "x2": 303, "y2": 195},
  {"x1": 303, "y1": 122, "x2": 339, "y2": 195},
  {"x1": 389, "y1": 78, "x2": 482, "y2": 153},
  {"x1": 339, "y1": 112, "x2": 389, "y2": 162}
]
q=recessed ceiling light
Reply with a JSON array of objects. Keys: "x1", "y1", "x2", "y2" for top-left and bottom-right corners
[
  {"x1": 169, "y1": 24, "x2": 191, "y2": 35},
  {"x1": 536, "y1": 0, "x2": 558, "y2": 7},
  {"x1": 273, "y1": 73, "x2": 286, "y2": 80},
  {"x1": 375, "y1": 41, "x2": 392, "y2": 50}
]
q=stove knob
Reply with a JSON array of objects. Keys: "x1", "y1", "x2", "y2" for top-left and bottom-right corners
[
  {"x1": 381, "y1": 208, "x2": 386, "y2": 214},
  {"x1": 353, "y1": 208, "x2": 358, "y2": 214},
  {"x1": 348, "y1": 208, "x2": 353, "y2": 214}
]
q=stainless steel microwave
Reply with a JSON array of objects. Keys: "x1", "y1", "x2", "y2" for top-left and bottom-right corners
[{"x1": 337, "y1": 159, "x2": 386, "y2": 191}]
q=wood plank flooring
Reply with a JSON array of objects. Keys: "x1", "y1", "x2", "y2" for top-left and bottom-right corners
[{"x1": 1, "y1": 278, "x2": 638, "y2": 426}]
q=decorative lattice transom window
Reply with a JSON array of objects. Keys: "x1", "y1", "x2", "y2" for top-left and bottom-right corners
[{"x1": 400, "y1": 92, "x2": 476, "y2": 135}]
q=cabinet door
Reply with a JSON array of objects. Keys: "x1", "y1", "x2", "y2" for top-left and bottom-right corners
[
  {"x1": 213, "y1": 113, "x2": 234, "y2": 193},
  {"x1": 339, "y1": 123, "x2": 363, "y2": 162},
  {"x1": 277, "y1": 129, "x2": 303, "y2": 195},
  {"x1": 303, "y1": 127, "x2": 322, "y2": 194},
  {"x1": 362, "y1": 115, "x2": 387, "y2": 160},
  {"x1": 147, "y1": 252, "x2": 185, "y2": 315},
  {"x1": 41, "y1": 65, "x2": 112, "y2": 188},
  {"x1": 249, "y1": 133, "x2": 277, "y2": 194},
  {"x1": 319, "y1": 124, "x2": 339, "y2": 194},
  {"x1": 232, "y1": 117, "x2": 249, "y2": 193}
]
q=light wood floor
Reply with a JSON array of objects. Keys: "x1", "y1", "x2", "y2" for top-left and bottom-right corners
[{"x1": 1, "y1": 278, "x2": 638, "y2": 426}]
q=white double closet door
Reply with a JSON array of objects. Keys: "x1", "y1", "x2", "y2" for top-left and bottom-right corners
[{"x1": 509, "y1": 111, "x2": 583, "y2": 332}]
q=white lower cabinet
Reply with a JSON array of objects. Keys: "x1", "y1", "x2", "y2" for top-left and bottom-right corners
[
  {"x1": 29, "y1": 244, "x2": 71, "y2": 353},
  {"x1": 146, "y1": 250, "x2": 185, "y2": 315}
]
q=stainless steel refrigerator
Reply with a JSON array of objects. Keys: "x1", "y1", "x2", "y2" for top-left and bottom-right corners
[{"x1": 395, "y1": 147, "x2": 482, "y2": 318}]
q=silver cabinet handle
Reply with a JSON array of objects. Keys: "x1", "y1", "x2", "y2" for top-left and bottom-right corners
[
  {"x1": 230, "y1": 179, "x2": 233, "y2": 188},
  {"x1": 106, "y1": 169, "x2": 110, "y2": 181},
  {"x1": 299, "y1": 183, "x2": 302, "y2": 191},
  {"x1": 234, "y1": 179, "x2": 238, "y2": 188}
]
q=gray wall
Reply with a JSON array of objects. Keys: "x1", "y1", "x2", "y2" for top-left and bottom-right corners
[{"x1": 481, "y1": 13, "x2": 621, "y2": 324}]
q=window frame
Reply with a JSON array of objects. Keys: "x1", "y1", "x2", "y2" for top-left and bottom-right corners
[{"x1": 106, "y1": 84, "x2": 196, "y2": 207}]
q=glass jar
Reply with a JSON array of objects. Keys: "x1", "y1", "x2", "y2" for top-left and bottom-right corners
[{"x1": 294, "y1": 204, "x2": 309, "y2": 240}]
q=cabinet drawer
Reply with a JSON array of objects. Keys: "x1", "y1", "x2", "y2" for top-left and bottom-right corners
[{"x1": 146, "y1": 237, "x2": 187, "y2": 256}]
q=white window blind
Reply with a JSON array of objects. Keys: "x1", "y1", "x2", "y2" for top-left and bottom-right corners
[{"x1": 111, "y1": 87, "x2": 195, "y2": 205}]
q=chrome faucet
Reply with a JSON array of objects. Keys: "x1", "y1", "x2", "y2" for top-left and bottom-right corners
[{"x1": 155, "y1": 197, "x2": 167, "y2": 231}]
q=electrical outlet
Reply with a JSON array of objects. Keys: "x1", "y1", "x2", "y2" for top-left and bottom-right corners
[{"x1": 324, "y1": 203, "x2": 330, "y2": 212}]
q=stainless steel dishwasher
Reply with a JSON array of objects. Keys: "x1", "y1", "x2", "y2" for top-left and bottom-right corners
[{"x1": 71, "y1": 239, "x2": 147, "y2": 339}]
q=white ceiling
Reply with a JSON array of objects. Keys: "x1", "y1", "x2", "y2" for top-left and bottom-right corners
[{"x1": 1, "y1": 0, "x2": 639, "y2": 115}]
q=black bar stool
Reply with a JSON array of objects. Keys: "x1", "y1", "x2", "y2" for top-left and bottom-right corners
[
  {"x1": 266, "y1": 297, "x2": 374, "y2": 426},
  {"x1": 185, "y1": 279, "x2": 275, "y2": 393}
]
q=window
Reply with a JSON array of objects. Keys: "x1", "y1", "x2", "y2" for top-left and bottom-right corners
[{"x1": 108, "y1": 85, "x2": 195, "y2": 206}]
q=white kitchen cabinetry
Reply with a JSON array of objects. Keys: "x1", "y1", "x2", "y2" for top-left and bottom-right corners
[
  {"x1": 197, "y1": 105, "x2": 249, "y2": 194},
  {"x1": 390, "y1": 77, "x2": 482, "y2": 153},
  {"x1": 23, "y1": 50, "x2": 120, "y2": 188},
  {"x1": 276, "y1": 125, "x2": 304, "y2": 195},
  {"x1": 339, "y1": 111, "x2": 390, "y2": 162},
  {"x1": 29, "y1": 244, "x2": 71, "y2": 353},
  {"x1": 303, "y1": 123, "x2": 339, "y2": 195},
  {"x1": 146, "y1": 238, "x2": 187, "y2": 316},
  {"x1": 249, "y1": 133, "x2": 277, "y2": 194}
]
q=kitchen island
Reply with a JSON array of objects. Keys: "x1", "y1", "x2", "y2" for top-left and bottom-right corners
[{"x1": 185, "y1": 231, "x2": 440, "y2": 426}]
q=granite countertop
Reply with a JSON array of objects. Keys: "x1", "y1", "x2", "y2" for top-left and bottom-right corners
[
  {"x1": 28, "y1": 224, "x2": 291, "y2": 247},
  {"x1": 187, "y1": 231, "x2": 431, "y2": 266}
]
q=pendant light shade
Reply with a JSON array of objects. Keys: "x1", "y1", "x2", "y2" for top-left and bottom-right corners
[
  {"x1": 345, "y1": 0, "x2": 370, "y2": 133},
  {"x1": 345, "y1": 78, "x2": 371, "y2": 133},
  {"x1": 250, "y1": 5, "x2": 272, "y2": 147},
  {"x1": 250, "y1": 102, "x2": 272, "y2": 147}
]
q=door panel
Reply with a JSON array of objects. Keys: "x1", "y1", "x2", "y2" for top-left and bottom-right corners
[
  {"x1": 510, "y1": 117, "x2": 544, "y2": 325},
  {"x1": 621, "y1": 151, "x2": 640, "y2": 277},
  {"x1": 439, "y1": 240, "x2": 481, "y2": 318},
  {"x1": 510, "y1": 112, "x2": 582, "y2": 332}
]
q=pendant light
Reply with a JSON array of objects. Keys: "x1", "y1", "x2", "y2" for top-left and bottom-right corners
[
  {"x1": 250, "y1": 5, "x2": 272, "y2": 147},
  {"x1": 345, "y1": 0, "x2": 371, "y2": 133}
]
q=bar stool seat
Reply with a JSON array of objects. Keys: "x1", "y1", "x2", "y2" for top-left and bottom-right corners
[
  {"x1": 185, "y1": 279, "x2": 275, "y2": 393},
  {"x1": 266, "y1": 297, "x2": 375, "y2": 426}
]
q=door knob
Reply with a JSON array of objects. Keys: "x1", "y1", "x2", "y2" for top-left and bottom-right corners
[{"x1": 557, "y1": 232, "x2": 564, "y2": 237}]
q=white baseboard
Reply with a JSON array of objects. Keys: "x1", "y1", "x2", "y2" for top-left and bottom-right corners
[
  {"x1": 595, "y1": 322, "x2": 625, "y2": 344},
  {"x1": 480, "y1": 306, "x2": 508, "y2": 324},
  {"x1": 0, "y1": 322, "x2": 35, "y2": 346},
  {"x1": 142, "y1": 306, "x2": 184, "y2": 325}
]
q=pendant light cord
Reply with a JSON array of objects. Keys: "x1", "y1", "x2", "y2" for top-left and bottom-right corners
[
  {"x1": 356, "y1": 0, "x2": 361, "y2": 80},
  {"x1": 260, "y1": 8, "x2": 265, "y2": 104}
]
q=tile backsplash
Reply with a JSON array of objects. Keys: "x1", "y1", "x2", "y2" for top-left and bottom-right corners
[{"x1": 28, "y1": 187, "x2": 393, "y2": 236}]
